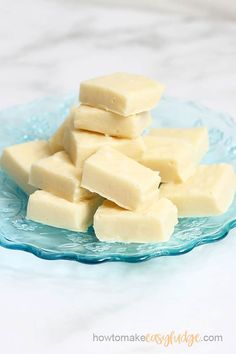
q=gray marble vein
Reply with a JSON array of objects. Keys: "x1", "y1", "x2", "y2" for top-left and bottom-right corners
[
  {"x1": 0, "y1": 0, "x2": 236, "y2": 118},
  {"x1": 0, "y1": 1, "x2": 236, "y2": 353}
]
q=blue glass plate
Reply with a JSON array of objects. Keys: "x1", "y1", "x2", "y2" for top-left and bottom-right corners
[{"x1": 0, "y1": 94, "x2": 236, "y2": 264}]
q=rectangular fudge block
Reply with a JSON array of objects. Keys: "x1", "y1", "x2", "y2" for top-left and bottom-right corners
[
  {"x1": 63, "y1": 129, "x2": 145, "y2": 170},
  {"x1": 0, "y1": 140, "x2": 51, "y2": 194},
  {"x1": 149, "y1": 127, "x2": 209, "y2": 161},
  {"x1": 29, "y1": 151, "x2": 93, "y2": 202},
  {"x1": 73, "y1": 104, "x2": 152, "y2": 138},
  {"x1": 139, "y1": 136, "x2": 197, "y2": 183},
  {"x1": 160, "y1": 164, "x2": 236, "y2": 217},
  {"x1": 79, "y1": 72, "x2": 165, "y2": 116},
  {"x1": 81, "y1": 146, "x2": 161, "y2": 210},
  {"x1": 94, "y1": 198, "x2": 178, "y2": 243},
  {"x1": 27, "y1": 190, "x2": 102, "y2": 232},
  {"x1": 49, "y1": 106, "x2": 76, "y2": 153}
]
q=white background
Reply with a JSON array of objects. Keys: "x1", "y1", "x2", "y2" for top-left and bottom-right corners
[{"x1": 0, "y1": 1, "x2": 235, "y2": 353}]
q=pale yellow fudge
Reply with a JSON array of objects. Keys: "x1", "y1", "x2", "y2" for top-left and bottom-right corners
[
  {"x1": 63, "y1": 129, "x2": 145, "y2": 170},
  {"x1": 94, "y1": 198, "x2": 178, "y2": 243},
  {"x1": 73, "y1": 104, "x2": 152, "y2": 138},
  {"x1": 27, "y1": 190, "x2": 102, "y2": 232},
  {"x1": 29, "y1": 151, "x2": 93, "y2": 202},
  {"x1": 81, "y1": 146, "x2": 161, "y2": 210},
  {"x1": 160, "y1": 164, "x2": 236, "y2": 217},
  {"x1": 149, "y1": 127, "x2": 209, "y2": 161},
  {"x1": 140, "y1": 136, "x2": 197, "y2": 183},
  {"x1": 79, "y1": 72, "x2": 165, "y2": 116},
  {"x1": 0, "y1": 140, "x2": 51, "y2": 194},
  {"x1": 49, "y1": 106, "x2": 76, "y2": 153}
]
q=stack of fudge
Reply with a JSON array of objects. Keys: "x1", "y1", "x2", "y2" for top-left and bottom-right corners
[{"x1": 1, "y1": 73, "x2": 236, "y2": 244}]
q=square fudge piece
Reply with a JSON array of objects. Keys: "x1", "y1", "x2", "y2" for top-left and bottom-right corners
[
  {"x1": 0, "y1": 140, "x2": 51, "y2": 194},
  {"x1": 29, "y1": 151, "x2": 93, "y2": 202},
  {"x1": 27, "y1": 190, "x2": 102, "y2": 232},
  {"x1": 73, "y1": 105, "x2": 152, "y2": 138},
  {"x1": 81, "y1": 146, "x2": 161, "y2": 211},
  {"x1": 94, "y1": 198, "x2": 178, "y2": 243},
  {"x1": 63, "y1": 129, "x2": 145, "y2": 171},
  {"x1": 149, "y1": 127, "x2": 209, "y2": 162},
  {"x1": 79, "y1": 72, "x2": 165, "y2": 116},
  {"x1": 140, "y1": 136, "x2": 197, "y2": 183},
  {"x1": 49, "y1": 106, "x2": 76, "y2": 153},
  {"x1": 160, "y1": 164, "x2": 236, "y2": 217}
]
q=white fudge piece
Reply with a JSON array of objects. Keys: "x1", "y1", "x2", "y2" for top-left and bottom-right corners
[
  {"x1": 63, "y1": 129, "x2": 145, "y2": 170},
  {"x1": 149, "y1": 127, "x2": 209, "y2": 161},
  {"x1": 49, "y1": 106, "x2": 76, "y2": 153},
  {"x1": 140, "y1": 136, "x2": 197, "y2": 183},
  {"x1": 160, "y1": 164, "x2": 236, "y2": 217},
  {"x1": 0, "y1": 140, "x2": 51, "y2": 194},
  {"x1": 27, "y1": 190, "x2": 102, "y2": 232},
  {"x1": 73, "y1": 104, "x2": 151, "y2": 138},
  {"x1": 81, "y1": 146, "x2": 160, "y2": 210},
  {"x1": 79, "y1": 72, "x2": 165, "y2": 116},
  {"x1": 94, "y1": 198, "x2": 178, "y2": 243},
  {"x1": 29, "y1": 151, "x2": 93, "y2": 202}
]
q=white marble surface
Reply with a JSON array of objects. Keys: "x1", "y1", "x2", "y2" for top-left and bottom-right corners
[{"x1": 0, "y1": 1, "x2": 236, "y2": 353}]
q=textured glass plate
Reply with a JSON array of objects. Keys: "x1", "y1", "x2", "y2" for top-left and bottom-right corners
[{"x1": 0, "y1": 94, "x2": 236, "y2": 264}]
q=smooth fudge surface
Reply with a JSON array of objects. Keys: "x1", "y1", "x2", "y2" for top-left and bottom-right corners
[
  {"x1": 149, "y1": 127, "x2": 209, "y2": 161},
  {"x1": 49, "y1": 106, "x2": 76, "y2": 153},
  {"x1": 63, "y1": 129, "x2": 145, "y2": 170},
  {"x1": 27, "y1": 190, "x2": 102, "y2": 232},
  {"x1": 94, "y1": 198, "x2": 178, "y2": 243},
  {"x1": 140, "y1": 136, "x2": 197, "y2": 183},
  {"x1": 81, "y1": 146, "x2": 161, "y2": 210},
  {"x1": 0, "y1": 140, "x2": 51, "y2": 194},
  {"x1": 79, "y1": 72, "x2": 165, "y2": 116},
  {"x1": 29, "y1": 151, "x2": 93, "y2": 202},
  {"x1": 160, "y1": 164, "x2": 236, "y2": 217},
  {"x1": 73, "y1": 104, "x2": 151, "y2": 138}
]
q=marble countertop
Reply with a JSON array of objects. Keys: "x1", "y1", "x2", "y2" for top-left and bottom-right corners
[{"x1": 0, "y1": 1, "x2": 235, "y2": 353}]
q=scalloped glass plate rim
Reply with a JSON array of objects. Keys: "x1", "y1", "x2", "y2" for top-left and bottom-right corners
[
  {"x1": 0, "y1": 220, "x2": 236, "y2": 264},
  {"x1": 0, "y1": 93, "x2": 235, "y2": 264}
]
